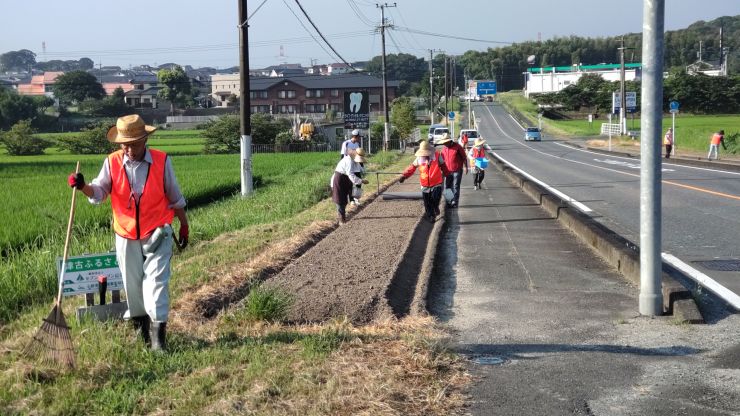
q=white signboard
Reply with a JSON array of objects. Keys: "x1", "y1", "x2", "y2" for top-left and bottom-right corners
[
  {"x1": 56, "y1": 253, "x2": 123, "y2": 297},
  {"x1": 612, "y1": 92, "x2": 637, "y2": 111}
]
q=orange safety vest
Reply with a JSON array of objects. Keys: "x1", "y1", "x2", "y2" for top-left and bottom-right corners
[
  {"x1": 711, "y1": 133, "x2": 723, "y2": 145},
  {"x1": 471, "y1": 147, "x2": 486, "y2": 158},
  {"x1": 418, "y1": 152, "x2": 444, "y2": 187},
  {"x1": 109, "y1": 149, "x2": 174, "y2": 240}
]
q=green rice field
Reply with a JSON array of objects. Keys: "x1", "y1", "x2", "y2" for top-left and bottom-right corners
[{"x1": 0, "y1": 134, "x2": 373, "y2": 323}]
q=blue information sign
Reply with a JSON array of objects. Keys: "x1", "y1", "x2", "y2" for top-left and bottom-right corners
[
  {"x1": 670, "y1": 101, "x2": 679, "y2": 111},
  {"x1": 476, "y1": 81, "x2": 497, "y2": 95},
  {"x1": 448, "y1": 111, "x2": 455, "y2": 120}
]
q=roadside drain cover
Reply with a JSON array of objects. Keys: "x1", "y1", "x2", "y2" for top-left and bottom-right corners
[
  {"x1": 693, "y1": 260, "x2": 740, "y2": 272},
  {"x1": 471, "y1": 355, "x2": 506, "y2": 365}
]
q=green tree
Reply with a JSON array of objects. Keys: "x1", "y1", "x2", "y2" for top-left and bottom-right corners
[
  {"x1": 53, "y1": 71, "x2": 105, "y2": 104},
  {"x1": 366, "y1": 53, "x2": 428, "y2": 95},
  {"x1": 0, "y1": 88, "x2": 40, "y2": 129},
  {"x1": 0, "y1": 49, "x2": 36, "y2": 72},
  {"x1": 203, "y1": 115, "x2": 240, "y2": 154},
  {"x1": 56, "y1": 121, "x2": 116, "y2": 154},
  {"x1": 157, "y1": 65, "x2": 193, "y2": 114},
  {"x1": 0, "y1": 120, "x2": 51, "y2": 155},
  {"x1": 390, "y1": 97, "x2": 415, "y2": 140}
]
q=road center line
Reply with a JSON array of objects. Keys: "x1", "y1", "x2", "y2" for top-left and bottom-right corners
[{"x1": 482, "y1": 105, "x2": 740, "y2": 202}]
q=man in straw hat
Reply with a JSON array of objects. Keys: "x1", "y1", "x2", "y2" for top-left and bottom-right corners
[
  {"x1": 399, "y1": 140, "x2": 449, "y2": 222},
  {"x1": 331, "y1": 147, "x2": 369, "y2": 223},
  {"x1": 437, "y1": 133, "x2": 468, "y2": 208},
  {"x1": 468, "y1": 137, "x2": 490, "y2": 190},
  {"x1": 67, "y1": 114, "x2": 189, "y2": 351}
]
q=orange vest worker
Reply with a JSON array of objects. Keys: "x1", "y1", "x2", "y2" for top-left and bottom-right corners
[{"x1": 109, "y1": 149, "x2": 174, "y2": 239}]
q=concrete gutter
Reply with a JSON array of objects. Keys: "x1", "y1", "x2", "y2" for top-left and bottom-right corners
[{"x1": 490, "y1": 154, "x2": 704, "y2": 323}]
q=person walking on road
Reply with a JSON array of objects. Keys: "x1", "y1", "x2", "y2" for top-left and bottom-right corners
[
  {"x1": 664, "y1": 127, "x2": 674, "y2": 159},
  {"x1": 468, "y1": 138, "x2": 490, "y2": 190},
  {"x1": 707, "y1": 130, "x2": 726, "y2": 160},
  {"x1": 399, "y1": 140, "x2": 449, "y2": 222},
  {"x1": 340, "y1": 129, "x2": 361, "y2": 159},
  {"x1": 67, "y1": 114, "x2": 189, "y2": 352},
  {"x1": 438, "y1": 133, "x2": 468, "y2": 208},
  {"x1": 331, "y1": 148, "x2": 368, "y2": 224}
]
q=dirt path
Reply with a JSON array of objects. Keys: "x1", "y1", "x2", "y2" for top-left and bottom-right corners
[{"x1": 265, "y1": 180, "x2": 439, "y2": 324}]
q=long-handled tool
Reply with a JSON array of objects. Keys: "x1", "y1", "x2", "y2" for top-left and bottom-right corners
[{"x1": 23, "y1": 161, "x2": 80, "y2": 368}]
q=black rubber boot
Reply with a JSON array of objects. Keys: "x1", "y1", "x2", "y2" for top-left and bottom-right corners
[
  {"x1": 150, "y1": 322, "x2": 167, "y2": 352},
  {"x1": 131, "y1": 316, "x2": 151, "y2": 347}
]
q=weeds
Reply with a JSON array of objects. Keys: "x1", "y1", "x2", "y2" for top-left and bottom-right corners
[{"x1": 241, "y1": 286, "x2": 293, "y2": 323}]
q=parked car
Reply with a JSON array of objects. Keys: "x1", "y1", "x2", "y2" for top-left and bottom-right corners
[{"x1": 524, "y1": 127, "x2": 542, "y2": 141}]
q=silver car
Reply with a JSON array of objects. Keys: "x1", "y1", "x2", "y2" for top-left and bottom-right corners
[{"x1": 524, "y1": 127, "x2": 541, "y2": 141}]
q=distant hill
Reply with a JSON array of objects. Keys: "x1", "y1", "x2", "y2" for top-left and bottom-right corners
[{"x1": 459, "y1": 15, "x2": 739, "y2": 91}]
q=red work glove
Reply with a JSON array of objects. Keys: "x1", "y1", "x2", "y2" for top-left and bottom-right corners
[
  {"x1": 178, "y1": 223, "x2": 189, "y2": 249},
  {"x1": 67, "y1": 172, "x2": 85, "y2": 190}
]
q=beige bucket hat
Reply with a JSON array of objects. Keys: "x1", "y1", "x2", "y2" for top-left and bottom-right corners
[
  {"x1": 107, "y1": 114, "x2": 157, "y2": 144},
  {"x1": 436, "y1": 133, "x2": 453, "y2": 145},
  {"x1": 474, "y1": 138, "x2": 486, "y2": 146},
  {"x1": 415, "y1": 140, "x2": 434, "y2": 157},
  {"x1": 354, "y1": 148, "x2": 366, "y2": 163}
]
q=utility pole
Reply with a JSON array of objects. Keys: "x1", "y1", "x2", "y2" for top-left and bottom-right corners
[
  {"x1": 619, "y1": 37, "x2": 628, "y2": 135},
  {"x1": 429, "y1": 49, "x2": 434, "y2": 124},
  {"x1": 376, "y1": 2, "x2": 396, "y2": 151},
  {"x1": 444, "y1": 56, "x2": 448, "y2": 117},
  {"x1": 639, "y1": 0, "x2": 665, "y2": 316},
  {"x1": 238, "y1": 0, "x2": 253, "y2": 196}
]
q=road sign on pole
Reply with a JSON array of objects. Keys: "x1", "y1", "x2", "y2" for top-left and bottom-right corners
[{"x1": 476, "y1": 81, "x2": 497, "y2": 96}]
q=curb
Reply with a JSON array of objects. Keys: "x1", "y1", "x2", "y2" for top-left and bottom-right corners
[
  {"x1": 492, "y1": 156, "x2": 704, "y2": 323},
  {"x1": 411, "y1": 204, "x2": 446, "y2": 316}
]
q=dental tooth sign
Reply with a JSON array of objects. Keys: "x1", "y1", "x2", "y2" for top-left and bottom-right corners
[
  {"x1": 343, "y1": 90, "x2": 369, "y2": 128},
  {"x1": 349, "y1": 92, "x2": 363, "y2": 113}
]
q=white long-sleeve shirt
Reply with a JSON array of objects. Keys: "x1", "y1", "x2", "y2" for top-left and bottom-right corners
[
  {"x1": 330, "y1": 155, "x2": 364, "y2": 187},
  {"x1": 87, "y1": 148, "x2": 186, "y2": 209}
]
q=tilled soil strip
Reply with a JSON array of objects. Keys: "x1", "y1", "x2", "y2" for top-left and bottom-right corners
[{"x1": 266, "y1": 180, "x2": 441, "y2": 324}]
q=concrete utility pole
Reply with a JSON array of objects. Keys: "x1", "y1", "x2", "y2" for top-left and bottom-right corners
[
  {"x1": 444, "y1": 56, "x2": 449, "y2": 117},
  {"x1": 429, "y1": 49, "x2": 434, "y2": 124},
  {"x1": 238, "y1": 0, "x2": 253, "y2": 196},
  {"x1": 639, "y1": 0, "x2": 665, "y2": 316},
  {"x1": 619, "y1": 38, "x2": 628, "y2": 135},
  {"x1": 377, "y1": 2, "x2": 396, "y2": 151}
]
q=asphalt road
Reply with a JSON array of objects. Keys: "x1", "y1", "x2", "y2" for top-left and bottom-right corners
[{"x1": 472, "y1": 101, "x2": 740, "y2": 304}]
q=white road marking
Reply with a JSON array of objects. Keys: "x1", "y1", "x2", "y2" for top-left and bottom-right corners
[
  {"x1": 662, "y1": 253, "x2": 740, "y2": 310},
  {"x1": 493, "y1": 152, "x2": 593, "y2": 213}
]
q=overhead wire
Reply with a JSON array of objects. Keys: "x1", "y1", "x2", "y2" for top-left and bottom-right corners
[
  {"x1": 248, "y1": 0, "x2": 271, "y2": 21},
  {"x1": 345, "y1": 0, "x2": 375, "y2": 27},
  {"x1": 292, "y1": 0, "x2": 361, "y2": 72},
  {"x1": 282, "y1": 0, "x2": 348, "y2": 64},
  {"x1": 386, "y1": 8, "x2": 425, "y2": 51},
  {"x1": 394, "y1": 26, "x2": 512, "y2": 45}
]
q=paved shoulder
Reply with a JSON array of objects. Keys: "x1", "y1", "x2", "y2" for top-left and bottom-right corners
[{"x1": 428, "y1": 166, "x2": 740, "y2": 415}]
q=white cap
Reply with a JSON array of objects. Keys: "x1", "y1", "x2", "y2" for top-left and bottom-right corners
[{"x1": 351, "y1": 129, "x2": 360, "y2": 136}]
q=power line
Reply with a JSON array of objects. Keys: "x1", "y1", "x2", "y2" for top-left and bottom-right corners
[
  {"x1": 248, "y1": 0, "x2": 271, "y2": 21},
  {"x1": 282, "y1": 0, "x2": 339, "y2": 63},
  {"x1": 394, "y1": 26, "x2": 512, "y2": 45},
  {"x1": 346, "y1": 0, "x2": 375, "y2": 27},
  {"x1": 292, "y1": 0, "x2": 361, "y2": 72},
  {"x1": 386, "y1": 8, "x2": 424, "y2": 51}
]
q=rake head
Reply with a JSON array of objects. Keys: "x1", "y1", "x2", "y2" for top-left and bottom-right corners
[{"x1": 23, "y1": 304, "x2": 75, "y2": 369}]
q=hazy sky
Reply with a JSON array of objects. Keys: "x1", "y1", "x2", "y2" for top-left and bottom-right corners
[{"x1": 0, "y1": 0, "x2": 736, "y2": 69}]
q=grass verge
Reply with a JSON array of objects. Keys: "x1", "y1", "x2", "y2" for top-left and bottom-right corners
[{"x1": 1, "y1": 150, "x2": 470, "y2": 415}]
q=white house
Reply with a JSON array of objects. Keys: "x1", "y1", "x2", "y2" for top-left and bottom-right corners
[{"x1": 524, "y1": 63, "x2": 641, "y2": 97}]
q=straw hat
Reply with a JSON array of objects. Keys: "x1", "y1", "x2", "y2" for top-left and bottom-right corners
[
  {"x1": 354, "y1": 148, "x2": 366, "y2": 163},
  {"x1": 107, "y1": 114, "x2": 156, "y2": 144},
  {"x1": 474, "y1": 138, "x2": 486, "y2": 146},
  {"x1": 436, "y1": 133, "x2": 453, "y2": 145},
  {"x1": 415, "y1": 140, "x2": 434, "y2": 157}
]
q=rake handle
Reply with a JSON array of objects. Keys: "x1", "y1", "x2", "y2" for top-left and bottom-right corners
[{"x1": 56, "y1": 161, "x2": 80, "y2": 305}]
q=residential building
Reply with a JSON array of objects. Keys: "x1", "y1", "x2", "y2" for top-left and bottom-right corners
[
  {"x1": 209, "y1": 73, "x2": 399, "y2": 116},
  {"x1": 524, "y1": 63, "x2": 641, "y2": 97},
  {"x1": 17, "y1": 71, "x2": 64, "y2": 97},
  {"x1": 327, "y1": 63, "x2": 351, "y2": 75}
]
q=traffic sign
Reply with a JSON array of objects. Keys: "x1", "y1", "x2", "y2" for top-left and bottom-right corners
[
  {"x1": 670, "y1": 101, "x2": 679, "y2": 114},
  {"x1": 448, "y1": 111, "x2": 455, "y2": 120},
  {"x1": 476, "y1": 81, "x2": 497, "y2": 95}
]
